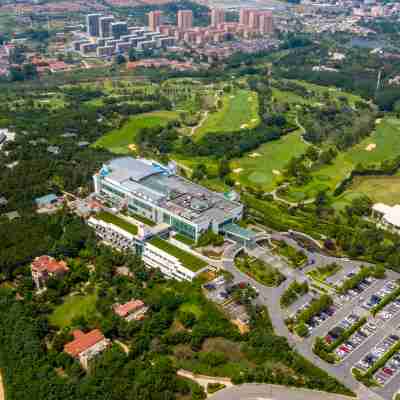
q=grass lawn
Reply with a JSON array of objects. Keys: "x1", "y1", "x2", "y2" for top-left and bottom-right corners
[
  {"x1": 49, "y1": 293, "x2": 97, "y2": 328},
  {"x1": 173, "y1": 338, "x2": 253, "y2": 378},
  {"x1": 337, "y1": 174, "x2": 400, "y2": 207},
  {"x1": 179, "y1": 302, "x2": 203, "y2": 318},
  {"x1": 149, "y1": 237, "x2": 208, "y2": 272},
  {"x1": 284, "y1": 117, "x2": 400, "y2": 202},
  {"x1": 231, "y1": 130, "x2": 308, "y2": 192},
  {"x1": 97, "y1": 211, "x2": 138, "y2": 235},
  {"x1": 195, "y1": 89, "x2": 259, "y2": 140},
  {"x1": 93, "y1": 111, "x2": 179, "y2": 154},
  {"x1": 307, "y1": 264, "x2": 342, "y2": 283}
]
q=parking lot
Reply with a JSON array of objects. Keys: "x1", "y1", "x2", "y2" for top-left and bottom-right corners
[{"x1": 296, "y1": 272, "x2": 400, "y2": 399}]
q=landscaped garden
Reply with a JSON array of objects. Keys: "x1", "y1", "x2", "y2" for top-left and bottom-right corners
[{"x1": 235, "y1": 252, "x2": 285, "y2": 287}]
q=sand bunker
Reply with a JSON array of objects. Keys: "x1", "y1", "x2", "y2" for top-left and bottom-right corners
[
  {"x1": 233, "y1": 168, "x2": 243, "y2": 174},
  {"x1": 365, "y1": 143, "x2": 376, "y2": 151},
  {"x1": 272, "y1": 169, "x2": 281, "y2": 175},
  {"x1": 128, "y1": 144, "x2": 137, "y2": 151},
  {"x1": 249, "y1": 152, "x2": 261, "y2": 158},
  {"x1": 375, "y1": 118, "x2": 382, "y2": 124},
  {"x1": 241, "y1": 124, "x2": 249, "y2": 129}
]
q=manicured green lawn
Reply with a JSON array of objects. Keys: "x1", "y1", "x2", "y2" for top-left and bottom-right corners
[
  {"x1": 49, "y1": 293, "x2": 97, "y2": 328},
  {"x1": 335, "y1": 173, "x2": 400, "y2": 209},
  {"x1": 93, "y1": 111, "x2": 179, "y2": 154},
  {"x1": 195, "y1": 89, "x2": 259, "y2": 139},
  {"x1": 149, "y1": 237, "x2": 208, "y2": 272},
  {"x1": 231, "y1": 130, "x2": 309, "y2": 192},
  {"x1": 97, "y1": 211, "x2": 138, "y2": 235}
]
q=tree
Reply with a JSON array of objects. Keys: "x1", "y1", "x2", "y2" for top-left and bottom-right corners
[
  {"x1": 178, "y1": 311, "x2": 197, "y2": 328},
  {"x1": 192, "y1": 163, "x2": 208, "y2": 181},
  {"x1": 115, "y1": 54, "x2": 126, "y2": 65},
  {"x1": 295, "y1": 322, "x2": 309, "y2": 337},
  {"x1": 218, "y1": 158, "x2": 231, "y2": 178},
  {"x1": 128, "y1": 48, "x2": 137, "y2": 62}
]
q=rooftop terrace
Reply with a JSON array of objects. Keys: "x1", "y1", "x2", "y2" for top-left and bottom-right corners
[
  {"x1": 149, "y1": 236, "x2": 208, "y2": 272},
  {"x1": 96, "y1": 211, "x2": 138, "y2": 235}
]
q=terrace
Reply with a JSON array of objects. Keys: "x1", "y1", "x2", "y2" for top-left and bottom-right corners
[
  {"x1": 96, "y1": 211, "x2": 138, "y2": 235},
  {"x1": 148, "y1": 236, "x2": 207, "y2": 272}
]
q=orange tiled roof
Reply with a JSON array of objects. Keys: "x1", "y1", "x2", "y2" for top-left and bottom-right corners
[
  {"x1": 31, "y1": 255, "x2": 69, "y2": 274},
  {"x1": 64, "y1": 329, "x2": 105, "y2": 357},
  {"x1": 113, "y1": 299, "x2": 145, "y2": 317}
]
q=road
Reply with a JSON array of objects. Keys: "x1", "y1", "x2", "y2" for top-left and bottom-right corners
[
  {"x1": 210, "y1": 383, "x2": 356, "y2": 400},
  {"x1": 220, "y1": 236, "x2": 386, "y2": 400}
]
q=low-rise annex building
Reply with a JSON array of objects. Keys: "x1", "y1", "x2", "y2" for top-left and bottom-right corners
[
  {"x1": 64, "y1": 329, "x2": 111, "y2": 370},
  {"x1": 113, "y1": 299, "x2": 148, "y2": 321},
  {"x1": 31, "y1": 255, "x2": 69, "y2": 291},
  {"x1": 143, "y1": 236, "x2": 209, "y2": 281}
]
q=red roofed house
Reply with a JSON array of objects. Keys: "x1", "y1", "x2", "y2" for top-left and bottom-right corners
[
  {"x1": 31, "y1": 255, "x2": 69, "y2": 291},
  {"x1": 64, "y1": 329, "x2": 110, "y2": 370},
  {"x1": 113, "y1": 299, "x2": 148, "y2": 321}
]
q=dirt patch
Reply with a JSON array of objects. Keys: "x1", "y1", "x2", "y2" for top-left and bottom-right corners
[
  {"x1": 249, "y1": 152, "x2": 261, "y2": 158},
  {"x1": 233, "y1": 168, "x2": 243, "y2": 174},
  {"x1": 365, "y1": 143, "x2": 376, "y2": 151}
]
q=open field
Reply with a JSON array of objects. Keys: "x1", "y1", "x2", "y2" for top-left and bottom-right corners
[
  {"x1": 93, "y1": 111, "x2": 179, "y2": 154},
  {"x1": 231, "y1": 130, "x2": 308, "y2": 192},
  {"x1": 334, "y1": 174, "x2": 400, "y2": 209},
  {"x1": 284, "y1": 117, "x2": 400, "y2": 202},
  {"x1": 49, "y1": 293, "x2": 97, "y2": 328},
  {"x1": 194, "y1": 89, "x2": 259, "y2": 139}
]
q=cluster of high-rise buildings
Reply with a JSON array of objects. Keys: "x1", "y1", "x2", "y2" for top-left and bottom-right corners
[
  {"x1": 152, "y1": 8, "x2": 273, "y2": 46},
  {"x1": 72, "y1": 13, "x2": 175, "y2": 57},
  {"x1": 72, "y1": 7, "x2": 274, "y2": 58}
]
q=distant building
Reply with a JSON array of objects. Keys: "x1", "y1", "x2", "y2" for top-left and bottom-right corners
[
  {"x1": 177, "y1": 10, "x2": 193, "y2": 30},
  {"x1": 148, "y1": 11, "x2": 162, "y2": 32},
  {"x1": 239, "y1": 8, "x2": 251, "y2": 26},
  {"x1": 111, "y1": 21, "x2": 128, "y2": 39},
  {"x1": 211, "y1": 8, "x2": 225, "y2": 27},
  {"x1": 86, "y1": 13, "x2": 102, "y2": 37},
  {"x1": 113, "y1": 299, "x2": 148, "y2": 321},
  {"x1": 31, "y1": 255, "x2": 69, "y2": 290},
  {"x1": 99, "y1": 16, "x2": 115, "y2": 38},
  {"x1": 64, "y1": 329, "x2": 110, "y2": 370},
  {"x1": 259, "y1": 11, "x2": 273, "y2": 35}
]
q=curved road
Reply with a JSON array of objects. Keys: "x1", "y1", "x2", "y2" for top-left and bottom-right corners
[
  {"x1": 221, "y1": 239, "x2": 384, "y2": 400},
  {"x1": 210, "y1": 383, "x2": 355, "y2": 400}
]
